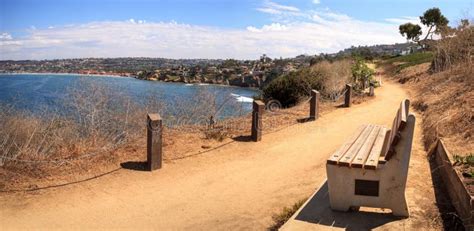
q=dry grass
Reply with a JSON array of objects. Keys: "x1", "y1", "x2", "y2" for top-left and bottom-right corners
[
  {"x1": 381, "y1": 26, "x2": 474, "y2": 196},
  {"x1": 432, "y1": 26, "x2": 474, "y2": 72},
  {"x1": 0, "y1": 74, "x2": 373, "y2": 192},
  {"x1": 382, "y1": 22, "x2": 474, "y2": 156},
  {"x1": 267, "y1": 198, "x2": 307, "y2": 231},
  {"x1": 313, "y1": 60, "x2": 352, "y2": 100},
  {"x1": 386, "y1": 62, "x2": 473, "y2": 156},
  {"x1": 0, "y1": 79, "x2": 244, "y2": 191}
]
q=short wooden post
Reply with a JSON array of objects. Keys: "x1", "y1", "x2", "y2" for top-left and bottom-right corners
[
  {"x1": 251, "y1": 100, "x2": 264, "y2": 142},
  {"x1": 369, "y1": 86, "x2": 375, "y2": 97},
  {"x1": 310, "y1": 90, "x2": 320, "y2": 120},
  {"x1": 147, "y1": 113, "x2": 162, "y2": 171},
  {"x1": 344, "y1": 84, "x2": 352, "y2": 107}
]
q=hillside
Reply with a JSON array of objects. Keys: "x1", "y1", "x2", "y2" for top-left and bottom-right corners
[{"x1": 380, "y1": 52, "x2": 473, "y2": 194}]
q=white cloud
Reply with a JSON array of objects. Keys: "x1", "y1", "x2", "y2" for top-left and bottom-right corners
[
  {"x1": 0, "y1": 17, "x2": 407, "y2": 60},
  {"x1": 0, "y1": 33, "x2": 22, "y2": 49},
  {"x1": 265, "y1": 1, "x2": 299, "y2": 12},
  {"x1": 257, "y1": 0, "x2": 300, "y2": 15},
  {"x1": 1, "y1": 7, "x2": 415, "y2": 60},
  {"x1": 0, "y1": 32, "x2": 13, "y2": 40},
  {"x1": 313, "y1": 0, "x2": 321, "y2": 4},
  {"x1": 385, "y1": 16, "x2": 419, "y2": 24},
  {"x1": 247, "y1": 23, "x2": 288, "y2": 32},
  {"x1": 246, "y1": 26, "x2": 260, "y2": 32},
  {"x1": 324, "y1": 12, "x2": 351, "y2": 21}
]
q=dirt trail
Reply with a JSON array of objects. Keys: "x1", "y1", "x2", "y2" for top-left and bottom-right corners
[{"x1": 0, "y1": 77, "x2": 442, "y2": 230}]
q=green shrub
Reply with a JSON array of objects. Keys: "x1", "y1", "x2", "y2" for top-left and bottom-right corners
[
  {"x1": 452, "y1": 154, "x2": 465, "y2": 165},
  {"x1": 466, "y1": 153, "x2": 474, "y2": 166},
  {"x1": 263, "y1": 60, "x2": 351, "y2": 107},
  {"x1": 263, "y1": 69, "x2": 322, "y2": 107},
  {"x1": 452, "y1": 153, "x2": 474, "y2": 166},
  {"x1": 385, "y1": 52, "x2": 434, "y2": 71},
  {"x1": 351, "y1": 58, "x2": 375, "y2": 91},
  {"x1": 386, "y1": 52, "x2": 433, "y2": 64}
]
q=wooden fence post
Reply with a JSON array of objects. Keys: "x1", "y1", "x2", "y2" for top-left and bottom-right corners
[
  {"x1": 344, "y1": 84, "x2": 352, "y2": 107},
  {"x1": 310, "y1": 90, "x2": 320, "y2": 120},
  {"x1": 369, "y1": 86, "x2": 375, "y2": 97},
  {"x1": 251, "y1": 100, "x2": 264, "y2": 142},
  {"x1": 147, "y1": 113, "x2": 162, "y2": 171}
]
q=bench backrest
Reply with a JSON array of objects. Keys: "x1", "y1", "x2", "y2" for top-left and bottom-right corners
[{"x1": 383, "y1": 99, "x2": 410, "y2": 160}]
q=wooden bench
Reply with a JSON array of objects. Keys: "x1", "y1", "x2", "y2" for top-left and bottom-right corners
[{"x1": 326, "y1": 99, "x2": 415, "y2": 217}]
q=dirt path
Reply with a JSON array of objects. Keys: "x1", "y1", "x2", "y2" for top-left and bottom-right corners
[{"x1": 0, "y1": 77, "x2": 442, "y2": 230}]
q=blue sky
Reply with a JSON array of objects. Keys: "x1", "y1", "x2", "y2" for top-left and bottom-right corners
[{"x1": 0, "y1": 0, "x2": 472, "y2": 60}]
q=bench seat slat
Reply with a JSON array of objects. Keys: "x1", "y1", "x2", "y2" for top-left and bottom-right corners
[
  {"x1": 389, "y1": 108, "x2": 401, "y2": 146},
  {"x1": 327, "y1": 125, "x2": 367, "y2": 165},
  {"x1": 351, "y1": 125, "x2": 382, "y2": 168},
  {"x1": 385, "y1": 99, "x2": 410, "y2": 161},
  {"x1": 364, "y1": 127, "x2": 388, "y2": 169},
  {"x1": 400, "y1": 100, "x2": 408, "y2": 130},
  {"x1": 338, "y1": 124, "x2": 375, "y2": 166},
  {"x1": 380, "y1": 129, "x2": 391, "y2": 157}
]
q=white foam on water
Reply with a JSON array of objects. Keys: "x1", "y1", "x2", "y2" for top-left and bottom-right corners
[
  {"x1": 184, "y1": 83, "x2": 193, "y2": 86},
  {"x1": 198, "y1": 83, "x2": 209, "y2": 86},
  {"x1": 231, "y1": 93, "x2": 254, "y2": 103}
]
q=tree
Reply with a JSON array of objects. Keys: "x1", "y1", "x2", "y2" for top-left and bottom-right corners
[
  {"x1": 458, "y1": 19, "x2": 470, "y2": 30},
  {"x1": 351, "y1": 58, "x2": 375, "y2": 91},
  {"x1": 399, "y1": 23, "x2": 422, "y2": 43},
  {"x1": 420, "y1": 7, "x2": 449, "y2": 40}
]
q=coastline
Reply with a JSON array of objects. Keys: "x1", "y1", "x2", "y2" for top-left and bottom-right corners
[
  {"x1": 1, "y1": 72, "x2": 262, "y2": 90},
  {"x1": 0, "y1": 72, "x2": 132, "y2": 79}
]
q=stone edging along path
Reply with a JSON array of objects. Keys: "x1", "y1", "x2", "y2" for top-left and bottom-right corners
[{"x1": 431, "y1": 139, "x2": 474, "y2": 229}]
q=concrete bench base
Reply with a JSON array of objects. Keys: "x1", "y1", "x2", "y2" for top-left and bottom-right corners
[{"x1": 326, "y1": 100, "x2": 415, "y2": 217}]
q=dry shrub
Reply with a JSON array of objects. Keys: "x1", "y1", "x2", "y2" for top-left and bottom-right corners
[
  {"x1": 412, "y1": 99, "x2": 429, "y2": 112},
  {"x1": 263, "y1": 60, "x2": 352, "y2": 106},
  {"x1": 203, "y1": 127, "x2": 228, "y2": 142},
  {"x1": 0, "y1": 75, "x2": 369, "y2": 191},
  {"x1": 0, "y1": 106, "x2": 75, "y2": 165},
  {"x1": 316, "y1": 60, "x2": 352, "y2": 100},
  {"x1": 0, "y1": 77, "x2": 255, "y2": 190},
  {"x1": 0, "y1": 79, "x2": 146, "y2": 184},
  {"x1": 422, "y1": 65, "x2": 474, "y2": 152},
  {"x1": 420, "y1": 22, "x2": 474, "y2": 153},
  {"x1": 395, "y1": 59, "x2": 474, "y2": 155},
  {"x1": 268, "y1": 198, "x2": 307, "y2": 231},
  {"x1": 387, "y1": 21, "x2": 474, "y2": 155},
  {"x1": 432, "y1": 25, "x2": 474, "y2": 72},
  {"x1": 168, "y1": 88, "x2": 244, "y2": 127},
  {"x1": 1, "y1": 80, "x2": 247, "y2": 164},
  {"x1": 66, "y1": 79, "x2": 144, "y2": 148}
]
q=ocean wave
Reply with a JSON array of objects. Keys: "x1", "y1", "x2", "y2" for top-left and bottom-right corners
[{"x1": 231, "y1": 93, "x2": 254, "y2": 103}]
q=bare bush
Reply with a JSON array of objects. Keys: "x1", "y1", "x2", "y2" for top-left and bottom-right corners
[
  {"x1": 317, "y1": 60, "x2": 352, "y2": 100},
  {"x1": 0, "y1": 78, "x2": 145, "y2": 167},
  {"x1": 203, "y1": 127, "x2": 228, "y2": 142},
  {"x1": 0, "y1": 105, "x2": 73, "y2": 165},
  {"x1": 66, "y1": 79, "x2": 143, "y2": 147},
  {"x1": 0, "y1": 78, "x2": 251, "y2": 169},
  {"x1": 432, "y1": 24, "x2": 474, "y2": 72},
  {"x1": 168, "y1": 88, "x2": 246, "y2": 131},
  {"x1": 263, "y1": 59, "x2": 352, "y2": 106}
]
